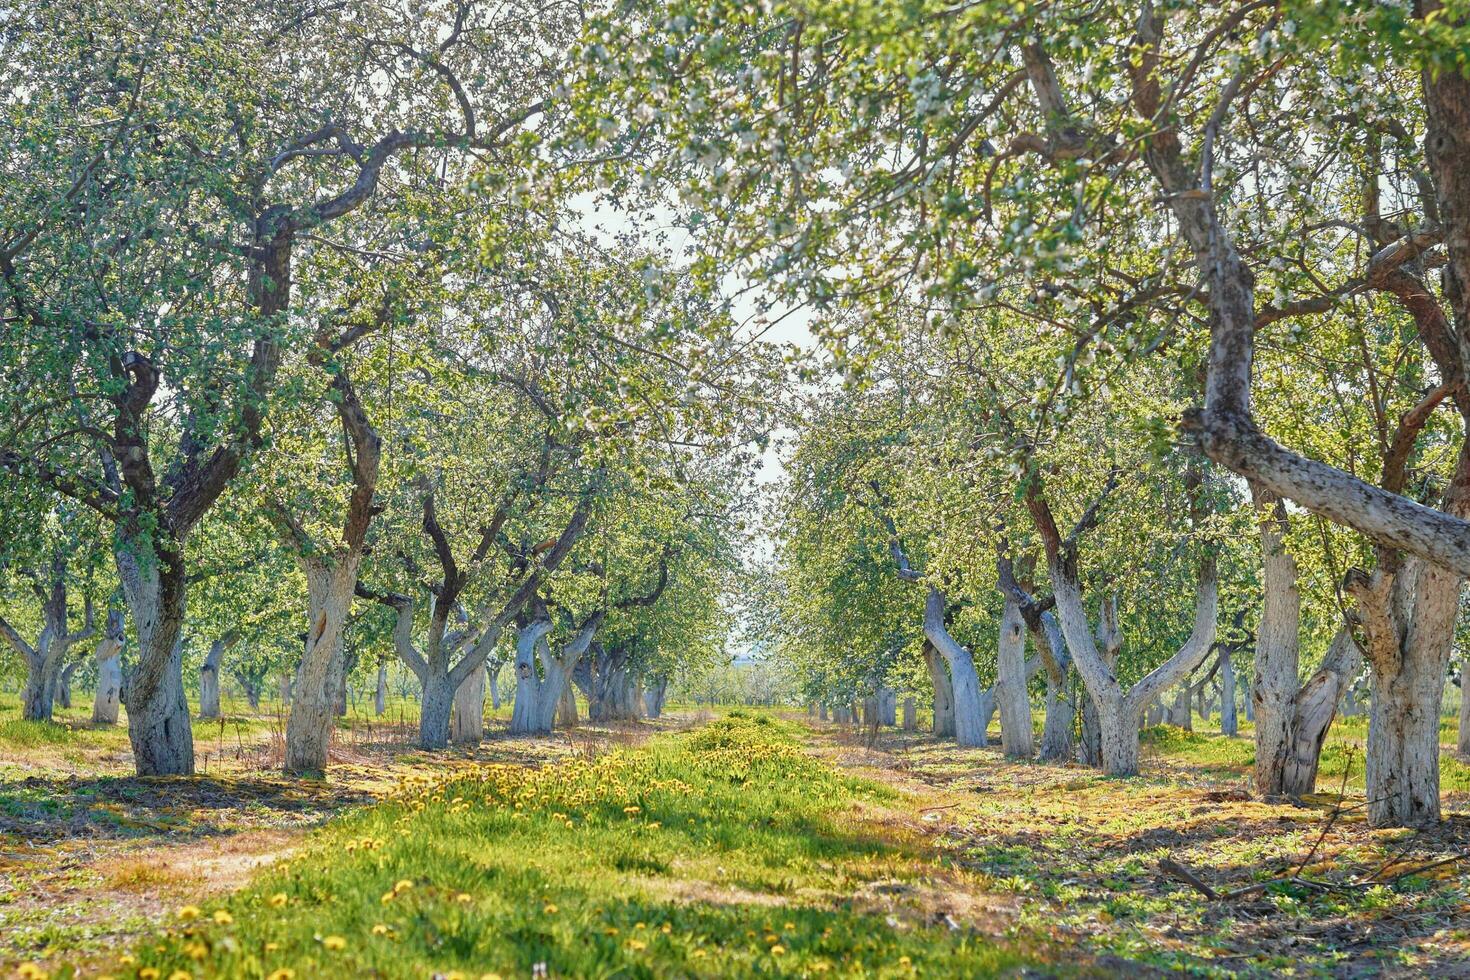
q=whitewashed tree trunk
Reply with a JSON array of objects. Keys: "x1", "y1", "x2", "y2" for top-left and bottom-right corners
[
  {"x1": 198, "y1": 635, "x2": 237, "y2": 720},
  {"x1": 1219, "y1": 650, "x2": 1238, "y2": 737},
  {"x1": 451, "y1": 662, "x2": 487, "y2": 744},
  {"x1": 375, "y1": 660, "x2": 388, "y2": 716},
  {"x1": 488, "y1": 662, "x2": 502, "y2": 710},
  {"x1": 923, "y1": 588, "x2": 988, "y2": 747},
  {"x1": 924, "y1": 641, "x2": 955, "y2": 737},
  {"x1": 557, "y1": 680, "x2": 579, "y2": 728},
  {"x1": 1251, "y1": 485, "x2": 1303, "y2": 796},
  {"x1": 996, "y1": 596, "x2": 1033, "y2": 759},
  {"x1": 1279, "y1": 627, "x2": 1361, "y2": 795},
  {"x1": 283, "y1": 560, "x2": 360, "y2": 774},
  {"x1": 92, "y1": 608, "x2": 124, "y2": 724},
  {"x1": 1168, "y1": 686, "x2": 1193, "y2": 730},
  {"x1": 644, "y1": 677, "x2": 668, "y2": 718}
]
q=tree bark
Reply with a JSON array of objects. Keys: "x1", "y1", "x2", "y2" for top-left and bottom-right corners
[
  {"x1": 1279, "y1": 627, "x2": 1361, "y2": 795},
  {"x1": 117, "y1": 542, "x2": 194, "y2": 776},
  {"x1": 924, "y1": 640, "x2": 955, "y2": 738},
  {"x1": 509, "y1": 620, "x2": 561, "y2": 735},
  {"x1": 1459, "y1": 655, "x2": 1470, "y2": 758},
  {"x1": 283, "y1": 560, "x2": 360, "y2": 774},
  {"x1": 198, "y1": 634, "x2": 238, "y2": 720},
  {"x1": 923, "y1": 587, "x2": 988, "y2": 747},
  {"x1": 451, "y1": 661, "x2": 487, "y2": 744},
  {"x1": 902, "y1": 696, "x2": 916, "y2": 730},
  {"x1": 488, "y1": 662, "x2": 502, "y2": 710},
  {"x1": 1219, "y1": 649, "x2": 1238, "y2": 737},
  {"x1": 996, "y1": 595, "x2": 1033, "y2": 758},
  {"x1": 92, "y1": 608, "x2": 124, "y2": 724},
  {"x1": 644, "y1": 677, "x2": 668, "y2": 719},
  {"x1": 375, "y1": 659, "x2": 388, "y2": 716}
]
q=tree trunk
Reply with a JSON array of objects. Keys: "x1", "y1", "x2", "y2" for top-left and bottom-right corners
[
  {"x1": 420, "y1": 672, "x2": 457, "y2": 748},
  {"x1": 375, "y1": 660, "x2": 388, "y2": 716},
  {"x1": 902, "y1": 697, "x2": 916, "y2": 730},
  {"x1": 644, "y1": 677, "x2": 668, "y2": 719},
  {"x1": 509, "y1": 621, "x2": 561, "y2": 735},
  {"x1": 819, "y1": 702, "x2": 829, "y2": 721},
  {"x1": 1168, "y1": 686, "x2": 1193, "y2": 730},
  {"x1": 924, "y1": 588, "x2": 987, "y2": 747},
  {"x1": 1365, "y1": 559, "x2": 1459, "y2": 828},
  {"x1": 283, "y1": 560, "x2": 359, "y2": 775},
  {"x1": 92, "y1": 609, "x2": 124, "y2": 724},
  {"x1": 995, "y1": 596, "x2": 1033, "y2": 758},
  {"x1": 452, "y1": 662, "x2": 486, "y2": 744},
  {"x1": 1459, "y1": 655, "x2": 1470, "y2": 758},
  {"x1": 488, "y1": 663, "x2": 501, "y2": 710},
  {"x1": 1251, "y1": 485, "x2": 1303, "y2": 797},
  {"x1": 1096, "y1": 695, "x2": 1139, "y2": 776},
  {"x1": 279, "y1": 673, "x2": 292, "y2": 705},
  {"x1": 1219, "y1": 650, "x2": 1238, "y2": 737},
  {"x1": 557, "y1": 680, "x2": 579, "y2": 728},
  {"x1": 924, "y1": 641, "x2": 955, "y2": 738},
  {"x1": 1278, "y1": 627, "x2": 1361, "y2": 795},
  {"x1": 117, "y1": 545, "x2": 194, "y2": 776},
  {"x1": 199, "y1": 638, "x2": 227, "y2": 720}
]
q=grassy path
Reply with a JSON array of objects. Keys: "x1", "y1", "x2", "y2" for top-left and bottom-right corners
[{"x1": 44, "y1": 714, "x2": 1044, "y2": 979}]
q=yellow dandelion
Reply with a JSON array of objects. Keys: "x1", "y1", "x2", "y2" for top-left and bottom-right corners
[
  {"x1": 457, "y1": 893, "x2": 474, "y2": 904},
  {"x1": 604, "y1": 927, "x2": 619, "y2": 937},
  {"x1": 176, "y1": 905, "x2": 202, "y2": 921},
  {"x1": 771, "y1": 945, "x2": 787, "y2": 956},
  {"x1": 17, "y1": 964, "x2": 47, "y2": 980},
  {"x1": 480, "y1": 974, "x2": 503, "y2": 980},
  {"x1": 266, "y1": 970, "x2": 296, "y2": 980},
  {"x1": 184, "y1": 940, "x2": 208, "y2": 960},
  {"x1": 691, "y1": 949, "x2": 708, "y2": 959},
  {"x1": 264, "y1": 942, "x2": 280, "y2": 952},
  {"x1": 660, "y1": 923, "x2": 672, "y2": 934},
  {"x1": 322, "y1": 935, "x2": 347, "y2": 951},
  {"x1": 899, "y1": 955, "x2": 912, "y2": 966},
  {"x1": 380, "y1": 890, "x2": 396, "y2": 904},
  {"x1": 812, "y1": 963, "x2": 831, "y2": 973},
  {"x1": 169, "y1": 971, "x2": 193, "y2": 980},
  {"x1": 394, "y1": 879, "x2": 414, "y2": 893},
  {"x1": 783, "y1": 922, "x2": 795, "y2": 931},
  {"x1": 543, "y1": 903, "x2": 558, "y2": 915},
  {"x1": 622, "y1": 805, "x2": 641, "y2": 815},
  {"x1": 635, "y1": 922, "x2": 646, "y2": 930},
  {"x1": 371, "y1": 923, "x2": 390, "y2": 936},
  {"x1": 212, "y1": 910, "x2": 233, "y2": 925},
  {"x1": 627, "y1": 939, "x2": 647, "y2": 951},
  {"x1": 268, "y1": 893, "x2": 288, "y2": 908},
  {"x1": 118, "y1": 955, "x2": 137, "y2": 967},
  {"x1": 139, "y1": 970, "x2": 161, "y2": 980}
]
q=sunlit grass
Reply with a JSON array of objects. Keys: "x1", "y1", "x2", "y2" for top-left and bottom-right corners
[{"x1": 96, "y1": 713, "x2": 1030, "y2": 978}]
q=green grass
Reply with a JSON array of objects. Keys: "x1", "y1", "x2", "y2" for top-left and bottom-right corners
[{"x1": 83, "y1": 713, "x2": 1030, "y2": 979}]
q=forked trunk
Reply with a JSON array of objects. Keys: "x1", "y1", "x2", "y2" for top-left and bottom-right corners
[
  {"x1": 1278, "y1": 627, "x2": 1361, "y2": 796},
  {"x1": 1365, "y1": 560, "x2": 1458, "y2": 828},
  {"x1": 924, "y1": 588, "x2": 987, "y2": 747},
  {"x1": 509, "y1": 622, "x2": 561, "y2": 735}
]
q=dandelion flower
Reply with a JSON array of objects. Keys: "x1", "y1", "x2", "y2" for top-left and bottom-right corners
[
  {"x1": 394, "y1": 879, "x2": 414, "y2": 893},
  {"x1": 603, "y1": 927, "x2": 619, "y2": 937},
  {"x1": 635, "y1": 922, "x2": 646, "y2": 930},
  {"x1": 266, "y1": 970, "x2": 295, "y2": 980},
  {"x1": 322, "y1": 935, "x2": 347, "y2": 952},
  {"x1": 627, "y1": 939, "x2": 647, "y2": 951},
  {"x1": 169, "y1": 971, "x2": 193, "y2": 980},
  {"x1": 542, "y1": 903, "x2": 558, "y2": 914},
  {"x1": 269, "y1": 893, "x2": 288, "y2": 908},
  {"x1": 480, "y1": 974, "x2": 503, "y2": 980},
  {"x1": 771, "y1": 945, "x2": 787, "y2": 956},
  {"x1": 176, "y1": 906, "x2": 202, "y2": 921},
  {"x1": 139, "y1": 970, "x2": 161, "y2": 980},
  {"x1": 212, "y1": 910, "x2": 233, "y2": 925},
  {"x1": 691, "y1": 950, "x2": 708, "y2": 959},
  {"x1": 17, "y1": 964, "x2": 47, "y2": 980},
  {"x1": 371, "y1": 923, "x2": 390, "y2": 936},
  {"x1": 457, "y1": 893, "x2": 474, "y2": 904},
  {"x1": 899, "y1": 956, "x2": 912, "y2": 966},
  {"x1": 264, "y1": 942, "x2": 280, "y2": 952},
  {"x1": 660, "y1": 923, "x2": 672, "y2": 934},
  {"x1": 380, "y1": 891, "x2": 396, "y2": 904}
]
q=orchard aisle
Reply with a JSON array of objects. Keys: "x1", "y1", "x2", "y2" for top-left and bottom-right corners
[{"x1": 804, "y1": 717, "x2": 1470, "y2": 976}]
